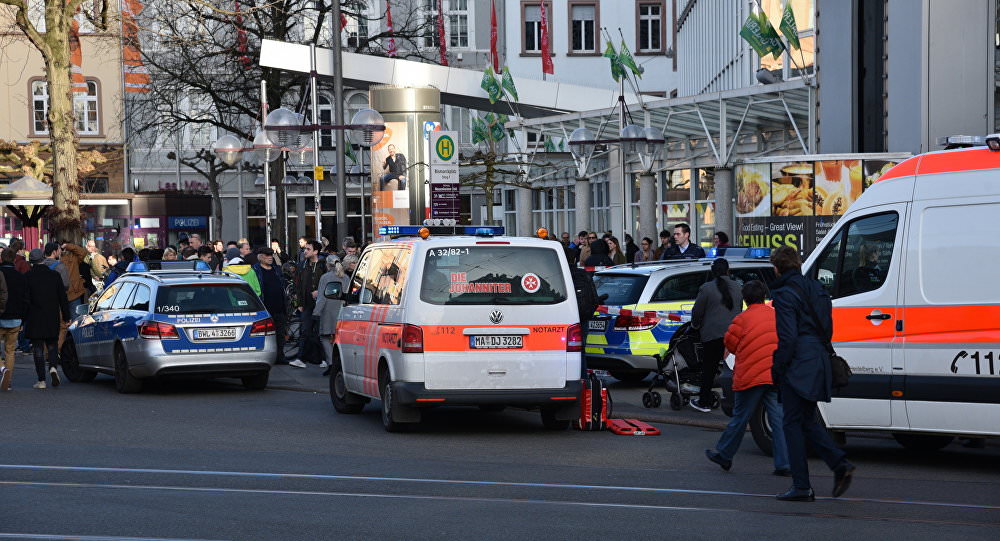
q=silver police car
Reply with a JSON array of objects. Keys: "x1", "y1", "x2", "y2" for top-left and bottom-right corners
[{"x1": 62, "y1": 263, "x2": 277, "y2": 393}]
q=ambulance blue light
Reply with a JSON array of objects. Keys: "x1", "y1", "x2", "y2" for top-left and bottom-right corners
[
  {"x1": 194, "y1": 260, "x2": 212, "y2": 271},
  {"x1": 465, "y1": 226, "x2": 504, "y2": 236},
  {"x1": 746, "y1": 248, "x2": 771, "y2": 259},
  {"x1": 705, "y1": 247, "x2": 718, "y2": 258},
  {"x1": 126, "y1": 262, "x2": 148, "y2": 272},
  {"x1": 379, "y1": 225, "x2": 417, "y2": 236}
]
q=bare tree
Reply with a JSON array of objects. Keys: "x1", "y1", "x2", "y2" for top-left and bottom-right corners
[{"x1": 0, "y1": 0, "x2": 114, "y2": 240}]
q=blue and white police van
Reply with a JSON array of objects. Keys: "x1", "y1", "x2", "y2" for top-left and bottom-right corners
[{"x1": 62, "y1": 261, "x2": 277, "y2": 393}]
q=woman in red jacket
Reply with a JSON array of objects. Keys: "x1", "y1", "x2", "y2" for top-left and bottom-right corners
[{"x1": 705, "y1": 280, "x2": 790, "y2": 476}]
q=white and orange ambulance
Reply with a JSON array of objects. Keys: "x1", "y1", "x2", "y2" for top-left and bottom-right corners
[
  {"x1": 326, "y1": 225, "x2": 583, "y2": 432},
  {"x1": 756, "y1": 140, "x2": 1000, "y2": 452}
]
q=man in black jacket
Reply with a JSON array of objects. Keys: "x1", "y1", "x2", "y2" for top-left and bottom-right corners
[
  {"x1": 379, "y1": 144, "x2": 407, "y2": 190},
  {"x1": 291, "y1": 241, "x2": 324, "y2": 368},
  {"x1": 253, "y1": 248, "x2": 288, "y2": 365},
  {"x1": 769, "y1": 246, "x2": 855, "y2": 502},
  {"x1": 660, "y1": 223, "x2": 706, "y2": 259},
  {"x1": 25, "y1": 249, "x2": 70, "y2": 389}
]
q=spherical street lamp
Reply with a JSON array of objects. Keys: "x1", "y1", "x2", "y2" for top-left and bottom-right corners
[
  {"x1": 265, "y1": 107, "x2": 304, "y2": 150},
  {"x1": 637, "y1": 127, "x2": 664, "y2": 171},
  {"x1": 349, "y1": 108, "x2": 386, "y2": 148},
  {"x1": 252, "y1": 129, "x2": 280, "y2": 163},
  {"x1": 568, "y1": 127, "x2": 597, "y2": 178},
  {"x1": 213, "y1": 135, "x2": 245, "y2": 167},
  {"x1": 619, "y1": 123, "x2": 646, "y2": 156}
]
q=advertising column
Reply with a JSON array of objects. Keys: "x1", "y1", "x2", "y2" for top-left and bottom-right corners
[
  {"x1": 369, "y1": 86, "x2": 441, "y2": 239},
  {"x1": 429, "y1": 131, "x2": 460, "y2": 220}
]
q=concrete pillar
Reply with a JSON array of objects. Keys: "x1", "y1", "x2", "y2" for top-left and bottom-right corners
[
  {"x1": 714, "y1": 167, "x2": 734, "y2": 243},
  {"x1": 574, "y1": 176, "x2": 590, "y2": 235},
  {"x1": 638, "y1": 171, "x2": 656, "y2": 243},
  {"x1": 516, "y1": 185, "x2": 533, "y2": 236}
]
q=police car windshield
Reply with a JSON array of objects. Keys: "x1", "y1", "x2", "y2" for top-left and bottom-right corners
[
  {"x1": 594, "y1": 274, "x2": 649, "y2": 306},
  {"x1": 420, "y1": 246, "x2": 567, "y2": 305},
  {"x1": 155, "y1": 284, "x2": 264, "y2": 314}
]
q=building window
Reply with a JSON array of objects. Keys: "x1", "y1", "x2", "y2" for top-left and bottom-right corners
[
  {"x1": 318, "y1": 95, "x2": 333, "y2": 149},
  {"x1": 448, "y1": 0, "x2": 469, "y2": 48},
  {"x1": 637, "y1": 1, "x2": 664, "y2": 53},
  {"x1": 31, "y1": 79, "x2": 101, "y2": 136},
  {"x1": 74, "y1": 81, "x2": 99, "y2": 135},
  {"x1": 523, "y1": 4, "x2": 541, "y2": 53},
  {"x1": 84, "y1": 177, "x2": 109, "y2": 193},
  {"x1": 346, "y1": 10, "x2": 369, "y2": 49},
  {"x1": 423, "y1": 0, "x2": 440, "y2": 48},
  {"x1": 570, "y1": 3, "x2": 597, "y2": 53},
  {"x1": 185, "y1": 94, "x2": 216, "y2": 149}
]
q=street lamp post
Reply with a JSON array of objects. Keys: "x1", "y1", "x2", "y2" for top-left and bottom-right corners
[{"x1": 568, "y1": 125, "x2": 663, "y2": 240}]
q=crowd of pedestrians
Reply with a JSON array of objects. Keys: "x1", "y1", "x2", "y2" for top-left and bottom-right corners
[{"x1": 558, "y1": 222, "x2": 720, "y2": 269}]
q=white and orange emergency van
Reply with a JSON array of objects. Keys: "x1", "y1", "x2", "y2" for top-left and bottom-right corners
[
  {"x1": 787, "y1": 140, "x2": 1000, "y2": 451},
  {"x1": 326, "y1": 225, "x2": 583, "y2": 432}
]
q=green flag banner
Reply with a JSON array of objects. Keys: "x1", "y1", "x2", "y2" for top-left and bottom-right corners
[
  {"x1": 471, "y1": 117, "x2": 488, "y2": 145},
  {"x1": 779, "y1": 2, "x2": 800, "y2": 50},
  {"x1": 618, "y1": 39, "x2": 642, "y2": 78},
  {"x1": 481, "y1": 66, "x2": 502, "y2": 104},
  {"x1": 500, "y1": 66, "x2": 519, "y2": 101},
  {"x1": 603, "y1": 40, "x2": 625, "y2": 82},
  {"x1": 543, "y1": 138, "x2": 556, "y2": 153},
  {"x1": 343, "y1": 136, "x2": 358, "y2": 165},
  {"x1": 740, "y1": 11, "x2": 785, "y2": 59}
]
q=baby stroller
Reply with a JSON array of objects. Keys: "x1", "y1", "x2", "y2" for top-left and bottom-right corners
[{"x1": 641, "y1": 322, "x2": 721, "y2": 411}]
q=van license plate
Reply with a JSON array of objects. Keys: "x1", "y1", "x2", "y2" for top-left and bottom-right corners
[
  {"x1": 471, "y1": 335, "x2": 523, "y2": 349},
  {"x1": 588, "y1": 319, "x2": 608, "y2": 332},
  {"x1": 193, "y1": 327, "x2": 238, "y2": 340}
]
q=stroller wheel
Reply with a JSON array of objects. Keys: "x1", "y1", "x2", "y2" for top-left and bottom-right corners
[
  {"x1": 642, "y1": 392, "x2": 654, "y2": 408},
  {"x1": 651, "y1": 392, "x2": 662, "y2": 408},
  {"x1": 669, "y1": 393, "x2": 683, "y2": 411}
]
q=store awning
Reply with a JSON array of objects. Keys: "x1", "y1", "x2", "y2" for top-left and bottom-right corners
[{"x1": 507, "y1": 79, "x2": 815, "y2": 170}]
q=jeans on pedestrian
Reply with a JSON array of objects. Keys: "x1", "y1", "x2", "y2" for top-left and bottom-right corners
[
  {"x1": 32, "y1": 339, "x2": 58, "y2": 382},
  {"x1": 272, "y1": 313, "x2": 287, "y2": 364},
  {"x1": 714, "y1": 384, "x2": 789, "y2": 471},
  {"x1": 780, "y1": 383, "x2": 848, "y2": 490},
  {"x1": 699, "y1": 338, "x2": 725, "y2": 404}
]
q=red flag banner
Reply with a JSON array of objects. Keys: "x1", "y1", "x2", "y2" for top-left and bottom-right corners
[
  {"x1": 539, "y1": 1, "x2": 553, "y2": 74},
  {"x1": 69, "y1": 17, "x2": 87, "y2": 92},
  {"x1": 234, "y1": 1, "x2": 252, "y2": 69},
  {"x1": 386, "y1": 0, "x2": 397, "y2": 57},
  {"x1": 122, "y1": 0, "x2": 150, "y2": 93},
  {"x1": 490, "y1": 0, "x2": 499, "y2": 71},
  {"x1": 340, "y1": 13, "x2": 348, "y2": 30},
  {"x1": 437, "y1": 0, "x2": 448, "y2": 66}
]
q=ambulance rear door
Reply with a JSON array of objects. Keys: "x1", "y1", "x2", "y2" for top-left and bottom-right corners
[
  {"x1": 808, "y1": 205, "x2": 907, "y2": 429},
  {"x1": 901, "y1": 173, "x2": 1000, "y2": 435}
]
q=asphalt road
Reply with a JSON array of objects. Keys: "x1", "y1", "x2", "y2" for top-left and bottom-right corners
[{"x1": 1, "y1": 360, "x2": 998, "y2": 540}]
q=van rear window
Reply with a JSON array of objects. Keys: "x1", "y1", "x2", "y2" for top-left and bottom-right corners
[
  {"x1": 593, "y1": 274, "x2": 649, "y2": 306},
  {"x1": 419, "y1": 247, "x2": 567, "y2": 305},
  {"x1": 155, "y1": 284, "x2": 264, "y2": 314}
]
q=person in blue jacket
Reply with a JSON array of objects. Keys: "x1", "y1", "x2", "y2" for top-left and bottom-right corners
[{"x1": 769, "y1": 246, "x2": 855, "y2": 502}]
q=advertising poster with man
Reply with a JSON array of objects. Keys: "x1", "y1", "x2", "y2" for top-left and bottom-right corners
[{"x1": 370, "y1": 121, "x2": 412, "y2": 235}]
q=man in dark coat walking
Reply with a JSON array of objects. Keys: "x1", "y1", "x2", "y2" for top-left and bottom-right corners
[
  {"x1": 25, "y1": 249, "x2": 71, "y2": 389},
  {"x1": 769, "y1": 246, "x2": 855, "y2": 502}
]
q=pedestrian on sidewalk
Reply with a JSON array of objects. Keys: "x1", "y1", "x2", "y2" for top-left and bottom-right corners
[
  {"x1": 705, "y1": 280, "x2": 789, "y2": 476},
  {"x1": 315, "y1": 255, "x2": 349, "y2": 373},
  {"x1": 770, "y1": 246, "x2": 855, "y2": 501},
  {"x1": 25, "y1": 249, "x2": 70, "y2": 389},
  {"x1": 689, "y1": 258, "x2": 742, "y2": 412},
  {"x1": 291, "y1": 240, "x2": 324, "y2": 368},
  {"x1": 254, "y1": 248, "x2": 287, "y2": 365},
  {"x1": 0, "y1": 250, "x2": 14, "y2": 391}
]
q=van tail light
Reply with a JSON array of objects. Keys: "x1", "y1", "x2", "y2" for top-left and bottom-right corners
[
  {"x1": 139, "y1": 321, "x2": 179, "y2": 340},
  {"x1": 402, "y1": 324, "x2": 424, "y2": 353},
  {"x1": 613, "y1": 315, "x2": 658, "y2": 331},
  {"x1": 566, "y1": 323, "x2": 583, "y2": 352},
  {"x1": 250, "y1": 317, "x2": 276, "y2": 337}
]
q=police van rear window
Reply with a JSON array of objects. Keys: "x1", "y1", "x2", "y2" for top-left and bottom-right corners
[
  {"x1": 155, "y1": 284, "x2": 264, "y2": 314},
  {"x1": 594, "y1": 274, "x2": 649, "y2": 306},
  {"x1": 420, "y1": 247, "x2": 567, "y2": 305}
]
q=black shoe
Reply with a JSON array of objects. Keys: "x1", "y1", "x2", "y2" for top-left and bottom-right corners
[
  {"x1": 832, "y1": 460, "x2": 856, "y2": 498},
  {"x1": 772, "y1": 468, "x2": 792, "y2": 477},
  {"x1": 705, "y1": 449, "x2": 731, "y2": 471},
  {"x1": 49, "y1": 367, "x2": 60, "y2": 388},
  {"x1": 321, "y1": 368, "x2": 331, "y2": 376},
  {"x1": 689, "y1": 397, "x2": 712, "y2": 413},
  {"x1": 776, "y1": 487, "x2": 815, "y2": 502}
]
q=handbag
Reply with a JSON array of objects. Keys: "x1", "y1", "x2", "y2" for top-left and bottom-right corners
[{"x1": 788, "y1": 282, "x2": 853, "y2": 389}]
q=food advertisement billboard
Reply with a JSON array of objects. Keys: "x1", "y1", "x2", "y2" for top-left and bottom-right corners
[{"x1": 735, "y1": 158, "x2": 902, "y2": 255}]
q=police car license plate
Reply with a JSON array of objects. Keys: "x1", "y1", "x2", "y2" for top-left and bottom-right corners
[
  {"x1": 193, "y1": 327, "x2": 238, "y2": 340},
  {"x1": 471, "y1": 335, "x2": 523, "y2": 349},
  {"x1": 588, "y1": 319, "x2": 608, "y2": 332}
]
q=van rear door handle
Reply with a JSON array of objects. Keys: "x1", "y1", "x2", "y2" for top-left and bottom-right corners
[{"x1": 866, "y1": 312, "x2": 891, "y2": 321}]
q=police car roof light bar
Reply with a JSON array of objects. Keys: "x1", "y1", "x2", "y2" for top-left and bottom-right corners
[{"x1": 378, "y1": 225, "x2": 506, "y2": 238}]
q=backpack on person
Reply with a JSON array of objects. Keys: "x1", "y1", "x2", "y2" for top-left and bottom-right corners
[{"x1": 570, "y1": 266, "x2": 599, "y2": 325}]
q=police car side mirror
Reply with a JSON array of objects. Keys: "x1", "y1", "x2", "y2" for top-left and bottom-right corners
[
  {"x1": 323, "y1": 281, "x2": 343, "y2": 300},
  {"x1": 75, "y1": 304, "x2": 89, "y2": 317}
]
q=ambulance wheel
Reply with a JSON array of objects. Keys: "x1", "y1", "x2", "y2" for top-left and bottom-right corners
[
  {"x1": 329, "y1": 358, "x2": 365, "y2": 414},
  {"x1": 669, "y1": 393, "x2": 682, "y2": 411},
  {"x1": 892, "y1": 434, "x2": 955, "y2": 452},
  {"x1": 242, "y1": 371, "x2": 269, "y2": 390},
  {"x1": 113, "y1": 344, "x2": 142, "y2": 394},
  {"x1": 60, "y1": 339, "x2": 95, "y2": 383},
  {"x1": 379, "y1": 367, "x2": 418, "y2": 432},
  {"x1": 540, "y1": 408, "x2": 570, "y2": 430},
  {"x1": 750, "y1": 402, "x2": 774, "y2": 457},
  {"x1": 642, "y1": 392, "x2": 654, "y2": 408}
]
